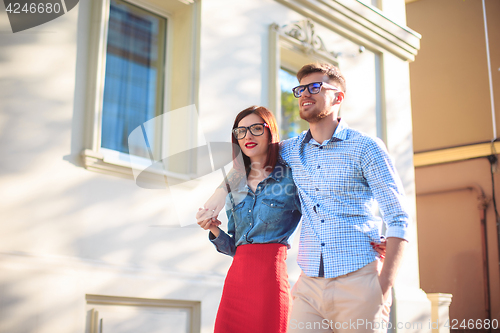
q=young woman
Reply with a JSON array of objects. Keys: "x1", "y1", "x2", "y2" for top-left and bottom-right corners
[{"x1": 197, "y1": 106, "x2": 301, "y2": 333}]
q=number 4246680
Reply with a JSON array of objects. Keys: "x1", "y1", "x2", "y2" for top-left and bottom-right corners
[
  {"x1": 5, "y1": 2, "x2": 62, "y2": 14},
  {"x1": 444, "y1": 319, "x2": 498, "y2": 330}
]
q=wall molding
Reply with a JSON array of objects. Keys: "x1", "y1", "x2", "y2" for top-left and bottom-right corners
[
  {"x1": 80, "y1": 149, "x2": 192, "y2": 187},
  {"x1": 414, "y1": 142, "x2": 500, "y2": 167}
]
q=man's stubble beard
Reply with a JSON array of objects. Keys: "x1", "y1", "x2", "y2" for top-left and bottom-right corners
[{"x1": 299, "y1": 108, "x2": 332, "y2": 123}]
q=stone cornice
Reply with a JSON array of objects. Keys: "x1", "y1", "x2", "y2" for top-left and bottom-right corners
[{"x1": 275, "y1": 0, "x2": 421, "y2": 61}]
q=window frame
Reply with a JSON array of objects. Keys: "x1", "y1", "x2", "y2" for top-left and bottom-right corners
[
  {"x1": 269, "y1": 19, "x2": 387, "y2": 143},
  {"x1": 86, "y1": 294, "x2": 201, "y2": 333},
  {"x1": 269, "y1": 20, "x2": 340, "y2": 139},
  {"x1": 80, "y1": 0, "x2": 200, "y2": 182}
]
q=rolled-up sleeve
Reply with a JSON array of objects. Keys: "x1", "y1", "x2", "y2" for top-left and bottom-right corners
[{"x1": 361, "y1": 137, "x2": 410, "y2": 242}]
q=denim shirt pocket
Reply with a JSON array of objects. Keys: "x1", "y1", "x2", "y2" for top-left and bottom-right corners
[{"x1": 258, "y1": 198, "x2": 286, "y2": 225}]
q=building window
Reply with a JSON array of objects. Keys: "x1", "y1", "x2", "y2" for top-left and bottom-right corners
[
  {"x1": 269, "y1": 20, "x2": 340, "y2": 139},
  {"x1": 80, "y1": 0, "x2": 200, "y2": 180},
  {"x1": 279, "y1": 68, "x2": 308, "y2": 140},
  {"x1": 101, "y1": 0, "x2": 166, "y2": 159},
  {"x1": 86, "y1": 294, "x2": 201, "y2": 333},
  {"x1": 269, "y1": 19, "x2": 386, "y2": 141}
]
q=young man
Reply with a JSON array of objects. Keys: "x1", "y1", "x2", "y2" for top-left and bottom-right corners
[
  {"x1": 281, "y1": 63, "x2": 409, "y2": 333},
  {"x1": 197, "y1": 63, "x2": 409, "y2": 333}
]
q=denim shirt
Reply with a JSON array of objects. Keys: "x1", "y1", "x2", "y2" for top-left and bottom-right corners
[{"x1": 210, "y1": 162, "x2": 301, "y2": 257}]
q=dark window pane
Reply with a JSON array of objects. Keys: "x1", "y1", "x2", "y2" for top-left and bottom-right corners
[{"x1": 101, "y1": 0, "x2": 166, "y2": 158}]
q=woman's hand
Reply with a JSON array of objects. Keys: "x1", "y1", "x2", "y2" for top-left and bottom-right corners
[
  {"x1": 371, "y1": 237, "x2": 387, "y2": 260},
  {"x1": 195, "y1": 187, "x2": 227, "y2": 222},
  {"x1": 197, "y1": 209, "x2": 222, "y2": 229},
  {"x1": 197, "y1": 210, "x2": 222, "y2": 238}
]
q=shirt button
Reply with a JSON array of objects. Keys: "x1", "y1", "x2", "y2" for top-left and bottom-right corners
[
  {"x1": 321, "y1": 220, "x2": 324, "y2": 223},
  {"x1": 249, "y1": 209, "x2": 251, "y2": 212},
  {"x1": 321, "y1": 243, "x2": 325, "y2": 246},
  {"x1": 317, "y1": 165, "x2": 321, "y2": 169},
  {"x1": 271, "y1": 203, "x2": 274, "y2": 206},
  {"x1": 317, "y1": 204, "x2": 320, "y2": 207},
  {"x1": 319, "y1": 146, "x2": 323, "y2": 150}
]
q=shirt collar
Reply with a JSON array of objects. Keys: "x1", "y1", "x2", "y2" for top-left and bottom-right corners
[
  {"x1": 238, "y1": 161, "x2": 286, "y2": 193},
  {"x1": 301, "y1": 118, "x2": 349, "y2": 145},
  {"x1": 267, "y1": 161, "x2": 286, "y2": 183}
]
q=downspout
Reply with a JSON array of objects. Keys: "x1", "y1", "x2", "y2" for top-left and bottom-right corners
[
  {"x1": 417, "y1": 185, "x2": 491, "y2": 324},
  {"x1": 487, "y1": 153, "x2": 500, "y2": 301},
  {"x1": 477, "y1": 189, "x2": 492, "y2": 332}
]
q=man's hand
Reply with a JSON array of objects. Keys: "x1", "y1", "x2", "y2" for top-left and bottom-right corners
[{"x1": 378, "y1": 237, "x2": 407, "y2": 301}]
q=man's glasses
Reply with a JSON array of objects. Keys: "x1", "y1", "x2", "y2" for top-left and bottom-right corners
[
  {"x1": 232, "y1": 123, "x2": 269, "y2": 140},
  {"x1": 291, "y1": 82, "x2": 340, "y2": 98}
]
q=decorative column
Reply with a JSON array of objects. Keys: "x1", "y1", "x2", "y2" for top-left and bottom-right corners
[{"x1": 427, "y1": 293, "x2": 453, "y2": 333}]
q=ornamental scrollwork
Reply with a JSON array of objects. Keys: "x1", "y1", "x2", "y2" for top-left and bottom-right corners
[{"x1": 275, "y1": 19, "x2": 363, "y2": 58}]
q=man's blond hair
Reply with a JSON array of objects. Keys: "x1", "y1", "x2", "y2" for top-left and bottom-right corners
[{"x1": 297, "y1": 63, "x2": 346, "y2": 93}]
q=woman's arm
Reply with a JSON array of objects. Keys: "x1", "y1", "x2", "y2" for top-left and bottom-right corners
[
  {"x1": 198, "y1": 212, "x2": 237, "y2": 257},
  {"x1": 196, "y1": 188, "x2": 228, "y2": 222},
  {"x1": 197, "y1": 196, "x2": 238, "y2": 257},
  {"x1": 196, "y1": 168, "x2": 245, "y2": 222}
]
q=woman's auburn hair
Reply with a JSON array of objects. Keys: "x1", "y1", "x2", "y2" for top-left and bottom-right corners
[{"x1": 231, "y1": 106, "x2": 280, "y2": 174}]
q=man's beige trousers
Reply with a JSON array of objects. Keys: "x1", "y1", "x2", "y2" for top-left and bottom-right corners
[{"x1": 289, "y1": 260, "x2": 391, "y2": 333}]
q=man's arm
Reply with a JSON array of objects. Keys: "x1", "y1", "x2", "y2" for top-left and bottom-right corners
[
  {"x1": 362, "y1": 137, "x2": 410, "y2": 240},
  {"x1": 378, "y1": 237, "x2": 407, "y2": 300},
  {"x1": 360, "y1": 138, "x2": 409, "y2": 298}
]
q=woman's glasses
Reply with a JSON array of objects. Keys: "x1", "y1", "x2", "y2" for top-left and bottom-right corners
[
  {"x1": 291, "y1": 82, "x2": 340, "y2": 98},
  {"x1": 232, "y1": 123, "x2": 269, "y2": 140}
]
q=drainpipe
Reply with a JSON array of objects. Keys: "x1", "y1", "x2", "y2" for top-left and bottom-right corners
[
  {"x1": 477, "y1": 189, "x2": 491, "y2": 332},
  {"x1": 417, "y1": 185, "x2": 491, "y2": 325}
]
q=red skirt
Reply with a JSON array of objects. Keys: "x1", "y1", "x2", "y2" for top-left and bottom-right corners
[{"x1": 214, "y1": 243, "x2": 290, "y2": 333}]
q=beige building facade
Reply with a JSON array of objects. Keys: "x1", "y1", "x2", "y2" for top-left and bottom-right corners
[
  {"x1": 0, "y1": 0, "x2": 448, "y2": 332},
  {"x1": 407, "y1": 0, "x2": 500, "y2": 329}
]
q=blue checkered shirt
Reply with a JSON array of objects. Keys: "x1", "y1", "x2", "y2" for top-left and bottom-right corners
[{"x1": 280, "y1": 120, "x2": 410, "y2": 278}]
